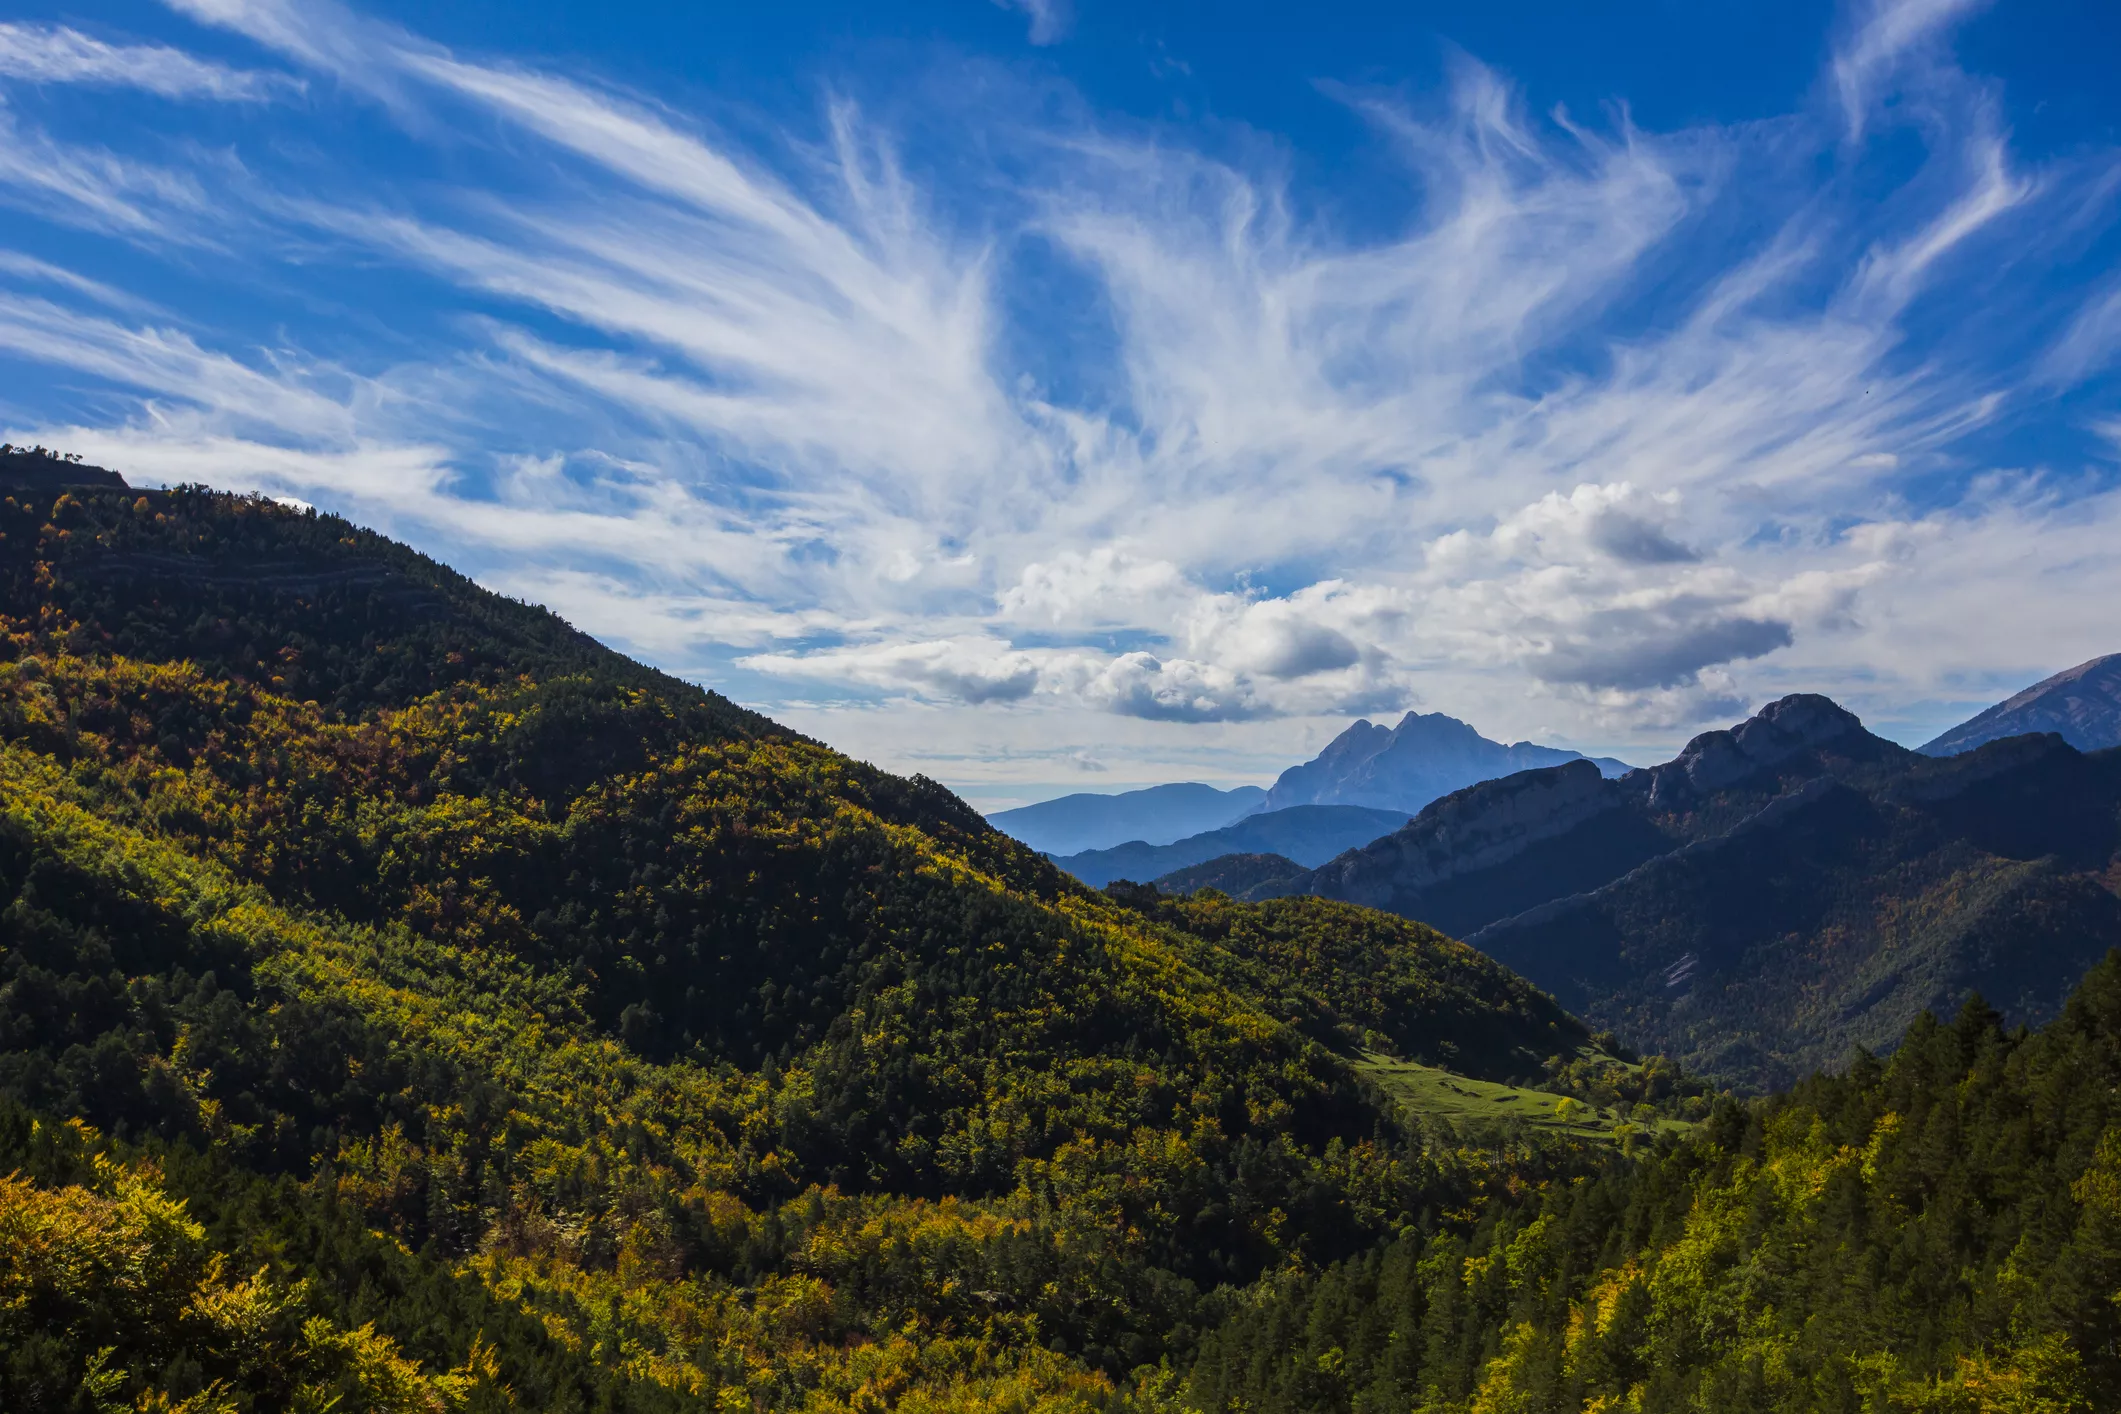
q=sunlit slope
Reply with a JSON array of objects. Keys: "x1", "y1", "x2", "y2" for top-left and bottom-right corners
[
  {"x1": 0, "y1": 479, "x2": 1623, "y2": 1410},
  {"x1": 1110, "y1": 888, "x2": 1595, "y2": 1080},
  {"x1": 1188, "y1": 956, "x2": 2121, "y2": 1411},
  {"x1": 1351, "y1": 1054, "x2": 1690, "y2": 1143}
]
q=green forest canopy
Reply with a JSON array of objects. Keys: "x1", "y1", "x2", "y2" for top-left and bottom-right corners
[{"x1": 0, "y1": 480, "x2": 2115, "y2": 1412}]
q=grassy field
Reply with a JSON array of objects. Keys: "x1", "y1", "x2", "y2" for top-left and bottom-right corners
[{"x1": 1354, "y1": 1051, "x2": 1688, "y2": 1142}]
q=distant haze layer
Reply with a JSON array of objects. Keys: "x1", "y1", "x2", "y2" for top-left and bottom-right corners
[{"x1": 990, "y1": 710, "x2": 1630, "y2": 858}]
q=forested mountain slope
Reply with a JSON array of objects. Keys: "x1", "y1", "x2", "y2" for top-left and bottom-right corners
[
  {"x1": 1188, "y1": 957, "x2": 2121, "y2": 1413},
  {"x1": 0, "y1": 477, "x2": 1622, "y2": 1412},
  {"x1": 1470, "y1": 731, "x2": 2121, "y2": 1086},
  {"x1": 1296, "y1": 695, "x2": 1907, "y2": 935},
  {"x1": 1241, "y1": 695, "x2": 2121, "y2": 1088},
  {"x1": 1154, "y1": 852, "x2": 1310, "y2": 900}
]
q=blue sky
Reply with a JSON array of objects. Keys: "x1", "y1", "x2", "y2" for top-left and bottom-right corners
[{"x1": 2, "y1": 0, "x2": 2119, "y2": 807}]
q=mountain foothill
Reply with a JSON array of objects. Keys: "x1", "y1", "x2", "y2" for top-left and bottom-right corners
[{"x1": 2, "y1": 452, "x2": 2120, "y2": 1412}]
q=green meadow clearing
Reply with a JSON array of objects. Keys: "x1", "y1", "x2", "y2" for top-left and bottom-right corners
[{"x1": 1354, "y1": 1051, "x2": 1689, "y2": 1142}]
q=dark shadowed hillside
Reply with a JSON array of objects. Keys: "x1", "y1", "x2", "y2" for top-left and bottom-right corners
[
  {"x1": 0, "y1": 447, "x2": 129, "y2": 491},
  {"x1": 1265, "y1": 695, "x2": 2121, "y2": 1087},
  {"x1": 1155, "y1": 852, "x2": 1310, "y2": 899},
  {"x1": 1471, "y1": 733, "x2": 2121, "y2": 1086}
]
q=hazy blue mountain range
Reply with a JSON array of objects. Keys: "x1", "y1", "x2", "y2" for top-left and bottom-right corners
[
  {"x1": 1921, "y1": 651, "x2": 2121, "y2": 756},
  {"x1": 985, "y1": 781, "x2": 1265, "y2": 855},
  {"x1": 1161, "y1": 695, "x2": 2121, "y2": 1088},
  {"x1": 988, "y1": 712, "x2": 1628, "y2": 855},
  {"x1": 1051, "y1": 804, "x2": 1408, "y2": 888}
]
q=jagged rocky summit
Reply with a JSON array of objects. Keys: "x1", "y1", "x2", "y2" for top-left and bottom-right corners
[
  {"x1": 1300, "y1": 694, "x2": 1884, "y2": 928},
  {"x1": 1260, "y1": 709, "x2": 1631, "y2": 813}
]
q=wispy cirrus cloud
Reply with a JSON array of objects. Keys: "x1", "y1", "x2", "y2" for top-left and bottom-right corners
[
  {"x1": 0, "y1": 0, "x2": 2116, "y2": 793},
  {"x1": 2041, "y1": 281, "x2": 2121, "y2": 387},
  {"x1": 0, "y1": 108, "x2": 223, "y2": 239},
  {"x1": 0, "y1": 21, "x2": 289, "y2": 99},
  {"x1": 994, "y1": 0, "x2": 1072, "y2": 47},
  {"x1": 0, "y1": 252, "x2": 159, "y2": 313},
  {"x1": 1832, "y1": 0, "x2": 1988, "y2": 140}
]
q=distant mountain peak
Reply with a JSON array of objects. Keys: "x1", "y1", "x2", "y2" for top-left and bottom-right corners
[
  {"x1": 1278, "y1": 692, "x2": 1904, "y2": 931},
  {"x1": 1752, "y1": 690, "x2": 1867, "y2": 738},
  {"x1": 999, "y1": 710, "x2": 1632, "y2": 860},
  {"x1": 1314, "y1": 717, "x2": 1398, "y2": 761},
  {"x1": 1388, "y1": 710, "x2": 1488, "y2": 740},
  {"x1": 1262, "y1": 709, "x2": 1625, "y2": 814},
  {"x1": 1921, "y1": 652, "x2": 2121, "y2": 757},
  {"x1": 1678, "y1": 693, "x2": 1869, "y2": 764}
]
